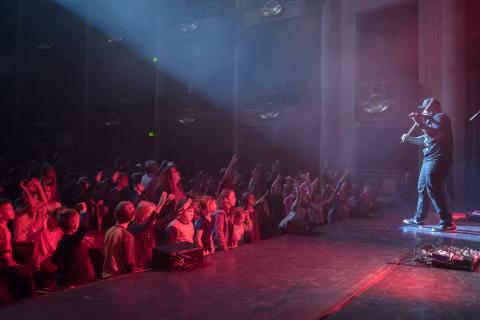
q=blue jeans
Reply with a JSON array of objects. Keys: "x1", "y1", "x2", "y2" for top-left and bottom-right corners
[{"x1": 414, "y1": 159, "x2": 453, "y2": 226}]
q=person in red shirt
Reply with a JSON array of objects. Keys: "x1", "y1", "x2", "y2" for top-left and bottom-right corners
[
  {"x1": 0, "y1": 199, "x2": 16, "y2": 268},
  {"x1": 0, "y1": 198, "x2": 36, "y2": 303}
]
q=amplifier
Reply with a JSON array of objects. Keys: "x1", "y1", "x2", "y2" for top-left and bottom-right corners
[
  {"x1": 152, "y1": 242, "x2": 203, "y2": 271},
  {"x1": 430, "y1": 246, "x2": 480, "y2": 272}
]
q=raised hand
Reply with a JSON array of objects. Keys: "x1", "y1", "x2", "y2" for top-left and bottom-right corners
[
  {"x1": 157, "y1": 192, "x2": 168, "y2": 209},
  {"x1": 20, "y1": 180, "x2": 28, "y2": 191},
  {"x1": 182, "y1": 198, "x2": 193, "y2": 211},
  {"x1": 95, "y1": 171, "x2": 104, "y2": 183},
  {"x1": 167, "y1": 194, "x2": 175, "y2": 202},
  {"x1": 134, "y1": 183, "x2": 145, "y2": 195},
  {"x1": 264, "y1": 189, "x2": 270, "y2": 197},
  {"x1": 111, "y1": 171, "x2": 120, "y2": 183},
  {"x1": 31, "y1": 177, "x2": 42, "y2": 187},
  {"x1": 77, "y1": 202, "x2": 87, "y2": 213},
  {"x1": 293, "y1": 180, "x2": 301, "y2": 189},
  {"x1": 305, "y1": 172, "x2": 311, "y2": 182}
]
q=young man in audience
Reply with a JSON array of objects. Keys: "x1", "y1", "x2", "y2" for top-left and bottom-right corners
[
  {"x1": 128, "y1": 193, "x2": 167, "y2": 270},
  {"x1": 52, "y1": 209, "x2": 95, "y2": 288},
  {"x1": 141, "y1": 160, "x2": 158, "y2": 189},
  {"x1": 0, "y1": 199, "x2": 16, "y2": 268},
  {"x1": 0, "y1": 198, "x2": 36, "y2": 303},
  {"x1": 279, "y1": 182, "x2": 309, "y2": 233},
  {"x1": 14, "y1": 178, "x2": 47, "y2": 243},
  {"x1": 102, "y1": 201, "x2": 136, "y2": 278},
  {"x1": 165, "y1": 198, "x2": 195, "y2": 245},
  {"x1": 325, "y1": 168, "x2": 352, "y2": 223},
  {"x1": 195, "y1": 196, "x2": 216, "y2": 254},
  {"x1": 29, "y1": 207, "x2": 64, "y2": 271},
  {"x1": 103, "y1": 172, "x2": 132, "y2": 231},
  {"x1": 213, "y1": 189, "x2": 236, "y2": 250}
]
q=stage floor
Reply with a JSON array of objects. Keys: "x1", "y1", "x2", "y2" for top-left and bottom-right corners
[{"x1": 2, "y1": 208, "x2": 480, "y2": 320}]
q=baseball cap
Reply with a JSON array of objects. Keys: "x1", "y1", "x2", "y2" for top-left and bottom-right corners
[{"x1": 418, "y1": 97, "x2": 440, "y2": 111}]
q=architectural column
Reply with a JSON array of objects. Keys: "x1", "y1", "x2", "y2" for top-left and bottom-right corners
[
  {"x1": 441, "y1": 0, "x2": 467, "y2": 204},
  {"x1": 320, "y1": 0, "x2": 341, "y2": 168},
  {"x1": 338, "y1": 0, "x2": 357, "y2": 168},
  {"x1": 419, "y1": 0, "x2": 467, "y2": 204}
]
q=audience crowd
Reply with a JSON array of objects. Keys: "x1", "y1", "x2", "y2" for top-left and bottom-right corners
[{"x1": 0, "y1": 153, "x2": 379, "y2": 305}]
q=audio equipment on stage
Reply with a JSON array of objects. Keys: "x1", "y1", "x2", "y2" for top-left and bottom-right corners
[
  {"x1": 430, "y1": 246, "x2": 480, "y2": 272},
  {"x1": 152, "y1": 242, "x2": 203, "y2": 271},
  {"x1": 414, "y1": 244, "x2": 480, "y2": 272},
  {"x1": 407, "y1": 244, "x2": 480, "y2": 272}
]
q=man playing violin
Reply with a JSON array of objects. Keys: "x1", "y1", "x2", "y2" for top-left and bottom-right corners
[{"x1": 401, "y1": 98, "x2": 455, "y2": 232}]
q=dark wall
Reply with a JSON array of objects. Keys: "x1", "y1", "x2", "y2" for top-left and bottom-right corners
[
  {"x1": 85, "y1": 28, "x2": 156, "y2": 161},
  {"x1": 466, "y1": 0, "x2": 480, "y2": 204},
  {"x1": 155, "y1": 0, "x2": 323, "y2": 172},
  {"x1": 355, "y1": 2, "x2": 419, "y2": 176},
  {"x1": 234, "y1": 0, "x2": 323, "y2": 172},
  {"x1": 1, "y1": 0, "x2": 88, "y2": 161}
]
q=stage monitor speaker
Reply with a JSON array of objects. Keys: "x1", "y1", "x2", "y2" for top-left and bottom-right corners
[{"x1": 152, "y1": 242, "x2": 203, "y2": 271}]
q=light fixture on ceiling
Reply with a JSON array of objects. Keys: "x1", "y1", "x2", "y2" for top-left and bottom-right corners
[
  {"x1": 187, "y1": 82, "x2": 198, "y2": 95},
  {"x1": 105, "y1": 112, "x2": 121, "y2": 127},
  {"x1": 363, "y1": 93, "x2": 390, "y2": 114},
  {"x1": 259, "y1": 102, "x2": 280, "y2": 120},
  {"x1": 178, "y1": 108, "x2": 196, "y2": 124},
  {"x1": 36, "y1": 39, "x2": 53, "y2": 50},
  {"x1": 105, "y1": 120, "x2": 121, "y2": 127},
  {"x1": 180, "y1": 18, "x2": 199, "y2": 33},
  {"x1": 107, "y1": 33, "x2": 124, "y2": 44},
  {"x1": 261, "y1": 0, "x2": 283, "y2": 17}
]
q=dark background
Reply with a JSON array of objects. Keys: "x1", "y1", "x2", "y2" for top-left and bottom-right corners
[{"x1": 0, "y1": 0, "x2": 479, "y2": 202}]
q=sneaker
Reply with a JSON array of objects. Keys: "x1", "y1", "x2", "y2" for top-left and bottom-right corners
[
  {"x1": 432, "y1": 223, "x2": 457, "y2": 232},
  {"x1": 403, "y1": 218, "x2": 425, "y2": 226}
]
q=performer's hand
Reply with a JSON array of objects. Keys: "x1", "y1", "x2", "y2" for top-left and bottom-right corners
[{"x1": 401, "y1": 134, "x2": 409, "y2": 143}]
